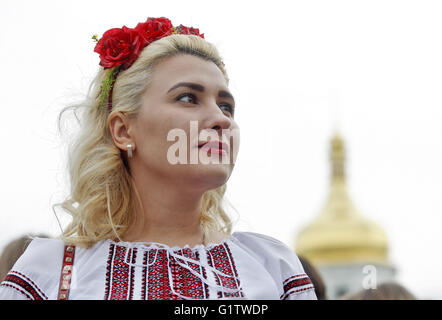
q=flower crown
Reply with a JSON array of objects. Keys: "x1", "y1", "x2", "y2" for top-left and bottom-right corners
[{"x1": 92, "y1": 17, "x2": 205, "y2": 112}]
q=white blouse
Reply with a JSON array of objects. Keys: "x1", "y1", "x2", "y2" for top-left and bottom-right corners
[{"x1": 0, "y1": 231, "x2": 317, "y2": 300}]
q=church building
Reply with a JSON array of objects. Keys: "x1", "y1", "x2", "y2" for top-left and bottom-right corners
[{"x1": 295, "y1": 132, "x2": 395, "y2": 299}]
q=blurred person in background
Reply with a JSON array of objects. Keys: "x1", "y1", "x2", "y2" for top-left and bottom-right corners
[
  {"x1": 341, "y1": 282, "x2": 416, "y2": 300},
  {"x1": 0, "y1": 234, "x2": 49, "y2": 281},
  {"x1": 298, "y1": 255, "x2": 327, "y2": 299}
]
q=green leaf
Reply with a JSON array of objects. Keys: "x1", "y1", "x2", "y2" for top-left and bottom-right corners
[{"x1": 98, "y1": 67, "x2": 119, "y2": 111}]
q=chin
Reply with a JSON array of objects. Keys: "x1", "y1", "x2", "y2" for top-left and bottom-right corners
[{"x1": 188, "y1": 164, "x2": 232, "y2": 190}]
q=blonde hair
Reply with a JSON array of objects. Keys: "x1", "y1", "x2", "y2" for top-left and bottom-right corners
[{"x1": 53, "y1": 34, "x2": 234, "y2": 248}]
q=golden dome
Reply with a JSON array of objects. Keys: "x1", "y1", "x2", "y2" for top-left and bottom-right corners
[{"x1": 295, "y1": 132, "x2": 389, "y2": 266}]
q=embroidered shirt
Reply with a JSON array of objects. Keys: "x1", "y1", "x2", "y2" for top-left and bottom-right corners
[{"x1": 0, "y1": 231, "x2": 317, "y2": 300}]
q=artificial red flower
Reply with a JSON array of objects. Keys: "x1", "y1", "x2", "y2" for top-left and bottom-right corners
[
  {"x1": 94, "y1": 26, "x2": 144, "y2": 70},
  {"x1": 175, "y1": 24, "x2": 205, "y2": 38},
  {"x1": 93, "y1": 17, "x2": 207, "y2": 112},
  {"x1": 134, "y1": 17, "x2": 174, "y2": 45}
]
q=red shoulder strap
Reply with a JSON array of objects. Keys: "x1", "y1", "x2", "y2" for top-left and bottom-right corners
[{"x1": 57, "y1": 244, "x2": 76, "y2": 300}]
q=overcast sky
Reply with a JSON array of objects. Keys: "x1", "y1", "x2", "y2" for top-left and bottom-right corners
[{"x1": 1, "y1": 0, "x2": 442, "y2": 299}]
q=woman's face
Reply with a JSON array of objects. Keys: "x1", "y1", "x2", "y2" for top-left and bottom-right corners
[{"x1": 129, "y1": 54, "x2": 240, "y2": 192}]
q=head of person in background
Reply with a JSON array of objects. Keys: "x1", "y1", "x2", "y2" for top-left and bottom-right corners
[
  {"x1": 342, "y1": 282, "x2": 417, "y2": 300},
  {"x1": 53, "y1": 23, "x2": 240, "y2": 249},
  {"x1": 0, "y1": 233, "x2": 49, "y2": 281},
  {"x1": 298, "y1": 255, "x2": 327, "y2": 300}
]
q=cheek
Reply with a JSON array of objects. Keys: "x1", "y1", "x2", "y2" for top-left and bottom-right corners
[
  {"x1": 137, "y1": 108, "x2": 172, "y2": 142},
  {"x1": 135, "y1": 114, "x2": 168, "y2": 160},
  {"x1": 143, "y1": 117, "x2": 192, "y2": 162}
]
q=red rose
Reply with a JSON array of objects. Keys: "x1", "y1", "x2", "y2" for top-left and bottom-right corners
[
  {"x1": 175, "y1": 24, "x2": 205, "y2": 39},
  {"x1": 134, "y1": 17, "x2": 174, "y2": 45},
  {"x1": 94, "y1": 26, "x2": 144, "y2": 70}
]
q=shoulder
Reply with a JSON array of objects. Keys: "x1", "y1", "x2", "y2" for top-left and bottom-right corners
[
  {"x1": 0, "y1": 237, "x2": 65, "y2": 300},
  {"x1": 231, "y1": 231, "x2": 317, "y2": 300},
  {"x1": 231, "y1": 231, "x2": 289, "y2": 245},
  {"x1": 231, "y1": 231, "x2": 298, "y2": 259},
  {"x1": 12, "y1": 237, "x2": 65, "y2": 275}
]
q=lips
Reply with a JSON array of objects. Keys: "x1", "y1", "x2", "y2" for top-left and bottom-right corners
[{"x1": 198, "y1": 140, "x2": 229, "y2": 153}]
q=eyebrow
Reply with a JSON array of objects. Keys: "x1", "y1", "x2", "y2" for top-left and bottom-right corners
[{"x1": 167, "y1": 82, "x2": 235, "y2": 104}]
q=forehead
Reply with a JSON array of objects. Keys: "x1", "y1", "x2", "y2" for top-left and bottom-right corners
[{"x1": 149, "y1": 54, "x2": 228, "y2": 92}]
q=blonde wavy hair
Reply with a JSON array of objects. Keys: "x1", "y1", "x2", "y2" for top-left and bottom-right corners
[{"x1": 53, "y1": 34, "x2": 235, "y2": 248}]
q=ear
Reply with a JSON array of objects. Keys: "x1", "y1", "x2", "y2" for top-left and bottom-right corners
[{"x1": 108, "y1": 112, "x2": 136, "y2": 153}]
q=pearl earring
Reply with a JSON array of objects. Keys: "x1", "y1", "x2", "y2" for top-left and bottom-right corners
[{"x1": 127, "y1": 144, "x2": 133, "y2": 158}]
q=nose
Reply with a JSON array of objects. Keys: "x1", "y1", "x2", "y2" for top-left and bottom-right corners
[{"x1": 203, "y1": 101, "x2": 233, "y2": 132}]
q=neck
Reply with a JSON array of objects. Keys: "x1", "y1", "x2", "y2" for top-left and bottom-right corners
[{"x1": 122, "y1": 169, "x2": 206, "y2": 247}]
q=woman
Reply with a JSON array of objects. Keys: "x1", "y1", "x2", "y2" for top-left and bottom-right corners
[{"x1": 0, "y1": 17, "x2": 316, "y2": 300}]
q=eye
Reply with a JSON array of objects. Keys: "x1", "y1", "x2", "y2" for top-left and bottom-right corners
[
  {"x1": 176, "y1": 93, "x2": 197, "y2": 104},
  {"x1": 220, "y1": 104, "x2": 234, "y2": 116},
  {"x1": 176, "y1": 93, "x2": 234, "y2": 116}
]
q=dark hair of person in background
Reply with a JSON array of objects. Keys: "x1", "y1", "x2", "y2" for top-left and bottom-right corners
[
  {"x1": 0, "y1": 234, "x2": 50, "y2": 281},
  {"x1": 298, "y1": 255, "x2": 327, "y2": 299},
  {"x1": 342, "y1": 282, "x2": 417, "y2": 300}
]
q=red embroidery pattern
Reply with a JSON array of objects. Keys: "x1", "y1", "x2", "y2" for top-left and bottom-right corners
[
  {"x1": 280, "y1": 274, "x2": 314, "y2": 299},
  {"x1": 1, "y1": 271, "x2": 47, "y2": 300},
  {"x1": 104, "y1": 242, "x2": 242, "y2": 300},
  {"x1": 207, "y1": 243, "x2": 244, "y2": 298},
  {"x1": 142, "y1": 248, "x2": 209, "y2": 300},
  {"x1": 282, "y1": 285, "x2": 316, "y2": 299},
  {"x1": 172, "y1": 249, "x2": 209, "y2": 299},
  {"x1": 104, "y1": 244, "x2": 137, "y2": 300},
  {"x1": 283, "y1": 273, "x2": 307, "y2": 284}
]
